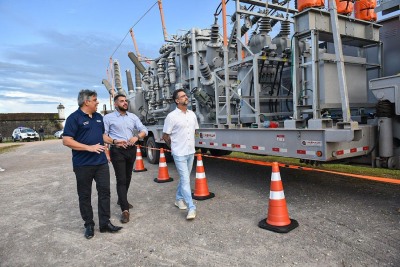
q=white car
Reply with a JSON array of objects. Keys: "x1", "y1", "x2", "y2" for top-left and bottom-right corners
[
  {"x1": 54, "y1": 130, "x2": 63, "y2": 139},
  {"x1": 12, "y1": 127, "x2": 39, "y2": 142}
]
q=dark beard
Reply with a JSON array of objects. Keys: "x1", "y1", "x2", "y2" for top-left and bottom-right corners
[{"x1": 118, "y1": 106, "x2": 128, "y2": 112}]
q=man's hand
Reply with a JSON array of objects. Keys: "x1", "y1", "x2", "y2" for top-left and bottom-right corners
[
  {"x1": 114, "y1": 139, "x2": 128, "y2": 148},
  {"x1": 128, "y1": 136, "x2": 139, "y2": 146},
  {"x1": 162, "y1": 133, "x2": 171, "y2": 148},
  {"x1": 90, "y1": 143, "x2": 106, "y2": 154}
]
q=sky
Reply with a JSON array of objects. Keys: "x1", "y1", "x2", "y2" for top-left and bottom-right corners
[
  {"x1": 0, "y1": 0, "x2": 224, "y2": 119},
  {"x1": 0, "y1": 0, "x2": 394, "y2": 121}
]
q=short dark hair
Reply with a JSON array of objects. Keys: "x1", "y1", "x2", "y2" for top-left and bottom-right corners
[
  {"x1": 114, "y1": 94, "x2": 126, "y2": 102},
  {"x1": 172, "y1": 89, "x2": 185, "y2": 101}
]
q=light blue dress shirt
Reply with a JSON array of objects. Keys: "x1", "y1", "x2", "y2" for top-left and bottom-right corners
[{"x1": 103, "y1": 110, "x2": 148, "y2": 141}]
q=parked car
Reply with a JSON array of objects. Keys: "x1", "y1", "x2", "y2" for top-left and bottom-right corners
[
  {"x1": 12, "y1": 127, "x2": 39, "y2": 142},
  {"x1": 54, "y1": 130, "x2": 63, "y2": 139}
]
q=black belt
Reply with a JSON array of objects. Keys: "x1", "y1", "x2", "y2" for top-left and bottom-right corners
[{"x1": 110, "y1": 145, "x2": 136, "y2": 150}]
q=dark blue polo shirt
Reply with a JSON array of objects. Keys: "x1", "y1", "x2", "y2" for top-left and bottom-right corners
[{"x1": 63, "y1": 108, "x2": 107, "y2": 167}]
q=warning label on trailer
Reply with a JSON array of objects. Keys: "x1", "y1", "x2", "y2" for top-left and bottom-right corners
[
  {"x1": 199, "y1": 132, "x2": 216, "y2": 140},
  {"x1": 276, "y1": 135, "x2": 285, "y2": 142},
  {"x1": 301, "y1": 140, "x2": 322, "y2": 147}
]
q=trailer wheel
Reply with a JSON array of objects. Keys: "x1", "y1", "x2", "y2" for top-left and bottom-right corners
[
  {"x1": 146, "y1": 136, "x2": 160, "y2": 164},
  {"x1": 200, "y1": 148, "x2": 208, "y2": 154},
  {"x1": 209, "y1": 149, "x2": 232, "y2": 156}
]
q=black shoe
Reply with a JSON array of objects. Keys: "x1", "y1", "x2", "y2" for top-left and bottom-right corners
[
  {"x1": 84, "y1": 225, "x2": 94, "y2": 239},
  {"x1": 117, "y1": 200, "x2": 133, "y2": 209},
  {"x1": 99, "y1": 222, "x2": 123, "y2": 233}
]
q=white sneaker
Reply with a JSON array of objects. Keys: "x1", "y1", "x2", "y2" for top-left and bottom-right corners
[
  {"x1": 186, "y1": 209, "x2": 196, "y2": 220},
  {"x1": 174, "y1": 200, "x2": 187, "y2": 210},
  {"x1": 0, "y1": 168, "x2": 5, "y2": 172}
]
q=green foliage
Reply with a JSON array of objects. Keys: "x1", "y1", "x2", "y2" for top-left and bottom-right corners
[{"x1": 0, "y1": 145, "x2": 22, "y2": 154}]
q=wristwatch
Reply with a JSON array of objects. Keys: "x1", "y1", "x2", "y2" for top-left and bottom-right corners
[{"x1": 112, "y1": 139, "x2": 116, "y2": 144}]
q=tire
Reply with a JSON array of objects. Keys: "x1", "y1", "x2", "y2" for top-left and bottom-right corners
[
  {"x1": 146, "y1": 136, "x2": 160, "y2": 164},
  {"x1": 209, "y1": 148, "x2": 232, "y2": 156}
]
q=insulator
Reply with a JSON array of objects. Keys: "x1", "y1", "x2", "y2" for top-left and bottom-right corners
[
  {"x1": 210, "y1": 23, "x2": 220, "y2": 44},
  {"x1": 113, "y1": 60, "x2": 123, "y2": 91},
  {"x1": 259, "y1": 17, "x2": 271, "y2": 34},
  {"x1": 241, "y1": 23, "x2": 251, "y2": 36},
  {"x1": 157, "y1": 62, "x2": 165, "y2": 88},
  {"x1": 102, "y1": 79, "x2": 113, "y2": 95},
  {"x1": 126, "y1": 69, "x2": 134, "y2": 93},
  {"x1": 200, "y1": 61, "x2": 212, "y2": 81},
  {"x1": 135, "y1": 67, "x2": 142, "y2": 87},
  {"x1": 167, "y1": 57, "x2": 177, "y2": 84},
  {"x1": 231, "y1": 12, "x2": 237, "y2": 23},
  {"x1": 280, "y1": 20, "x2": 290, "y2": 37},
  {"x1": 128, "y1": 52, "x2": 145, "y2": 74},
  {"x1": 231, "y1": 29, "x2": 238, "y2": 45},
  {"x1": 142, "y1": 70, "x2": 150, "y2": 85},
  {"x1": 376, "y1": 100, "x2": 394, "y2": 118}
]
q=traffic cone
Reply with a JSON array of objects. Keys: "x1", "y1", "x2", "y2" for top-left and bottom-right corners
[
  {"x1": 134, "y1": 145, "x2": 147, "y2": 172},
  {"x1": 258, "y1": 162, "x2": 298, "y2": 233},
  {"x1": 154, "y1": 148, "x2": 173, "y2": 183},
  {"x1": 192, "y1": 154, "x2": 215, "y2": 200}
]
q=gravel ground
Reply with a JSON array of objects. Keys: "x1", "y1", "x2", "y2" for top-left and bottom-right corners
[{"x1": 0, "y1": 140, "x2": 399, "y2": 266}]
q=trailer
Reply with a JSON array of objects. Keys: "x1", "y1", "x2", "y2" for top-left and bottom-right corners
[{"x1": 103, "y1": 0, "x2": 400, "y2": 169}]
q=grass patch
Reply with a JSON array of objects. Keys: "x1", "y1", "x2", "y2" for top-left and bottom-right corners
[
  {"x1": 0, "y1": 144, "x2": 23, "y2": 154},
  {"x1": 226, "y1": 152, "x2": 400, "y2": 179}
]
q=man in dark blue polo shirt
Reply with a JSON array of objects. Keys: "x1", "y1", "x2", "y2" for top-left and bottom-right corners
[{"x1": 63, "y1": 89, "x2": 123, "y2": 239}]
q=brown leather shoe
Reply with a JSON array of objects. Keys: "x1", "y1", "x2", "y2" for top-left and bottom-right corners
[{"x1": 120, "y1": 210, "x2": 130, "y2": 223}]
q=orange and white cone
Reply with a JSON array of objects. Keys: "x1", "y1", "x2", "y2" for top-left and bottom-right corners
[
  {"x1": 258, "y1": 162, "x2": 298, "y2": 233},
  {"x1": 154, "y1": 148, "x2": 173, "y2": 183},
  {"x1": 192, "y1": 154, "x2": 215, "y2": 200},
  {"x1": 134, "y1": 145, "x2": 147, "y2": 172}
]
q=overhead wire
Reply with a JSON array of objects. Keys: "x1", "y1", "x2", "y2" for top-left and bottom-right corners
[{"x1": 109, "y1": 1, "x2": 158, "y2": 60}]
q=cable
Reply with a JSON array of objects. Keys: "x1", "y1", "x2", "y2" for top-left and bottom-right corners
[
  {"x1": 109, "y1": 1, "x2": 158, "y2": 60},
  {"x1": 214, "y1": 0, "x2": 230, "y2": 16}
]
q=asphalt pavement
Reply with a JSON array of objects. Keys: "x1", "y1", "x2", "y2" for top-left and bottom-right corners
[{"x1": 0, "y1": 140, "x2": 399, "y2": 266}]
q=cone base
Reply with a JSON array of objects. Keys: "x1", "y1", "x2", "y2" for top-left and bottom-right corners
[
  {"x1": 192, "y1": 192, "x2": 215, "y2": 201},
  {"x1": 134, "y1": 168, "x2": 147, "y2": 172},
  {"x1": 258, "y1": 218, "x2": 299, "y2": 233},
  {"x1": 154, "y1": 177, "x2": 173, "y2": 183}
]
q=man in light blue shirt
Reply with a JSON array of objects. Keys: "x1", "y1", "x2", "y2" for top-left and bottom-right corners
[{"x1": 103, "y1": 94, "x2": 148, "y2": 224}]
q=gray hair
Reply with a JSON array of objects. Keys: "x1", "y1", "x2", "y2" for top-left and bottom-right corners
[{"x1": 77, "y1": 89, "x2": 97, "y2": 107}]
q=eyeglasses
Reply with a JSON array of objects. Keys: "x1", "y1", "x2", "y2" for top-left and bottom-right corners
[{"x1": 178, "y1": 94, "x2": 187, "y2": 98}]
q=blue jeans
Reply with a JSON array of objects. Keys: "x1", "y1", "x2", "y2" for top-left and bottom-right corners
[{"x1": 173, "y1": 153, "x2": 196, "y2": 211}]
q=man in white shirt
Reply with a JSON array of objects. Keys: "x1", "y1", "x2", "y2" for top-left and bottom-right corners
[{"x1": 163, "y1": 89, "x2": 199, "y2": 220}]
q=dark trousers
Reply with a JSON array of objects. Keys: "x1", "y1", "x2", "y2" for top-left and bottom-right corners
[
  {"x1": 110, "y1": 146, "x2": 136, "y2": 211},
  {"x1": 73, "y1": 163, "x2": 110, "y2": 228}
]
